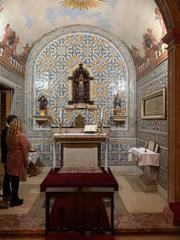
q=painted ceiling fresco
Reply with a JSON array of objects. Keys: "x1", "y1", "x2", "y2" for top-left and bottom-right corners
[{"x1": 0, "y1": 0, "x2": 167, "y2": 77}]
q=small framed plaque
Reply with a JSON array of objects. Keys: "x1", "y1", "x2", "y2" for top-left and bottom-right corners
[{"x1": 141, "y1": 88, "x2": 166, "y2": 119}]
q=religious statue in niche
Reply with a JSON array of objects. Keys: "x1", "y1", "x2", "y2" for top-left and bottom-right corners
[
  {"x1": 38, "y1": 95, "x2": 48, "y2": 116},
  {"x1": 113, "y1": 92, "x2": 126, "y2": 120},
  {"x1": 68, "y1": 63, "x2": 93, "y2": 104},
  {"x1": 74, "y1": 63, "x2": 89, "y2": 103}
]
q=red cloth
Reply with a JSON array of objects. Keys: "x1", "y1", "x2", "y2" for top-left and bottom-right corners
[
  {"x1": 46, "y1": 232, "x2": 115, "y2": 240},
  {"x1": 40, "y1": 168, "x2": 118, "y2": 191},
  {"x1": 82, "y1": 235, "x2": 115, "y2": 240},
  {"x1": 169, "y1": 202, "x2": 180, "y2": 219},
  {"x1": 49, "y1": 195, "x2": 110, "y2": 231},
  {"x1": 46, "y1": 231, "x2": 81, "y2": 240}
]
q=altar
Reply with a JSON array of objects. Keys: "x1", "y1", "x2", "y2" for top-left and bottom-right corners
[{"x1": 52, "y1": 130, "x2": 109, "y2": 172}]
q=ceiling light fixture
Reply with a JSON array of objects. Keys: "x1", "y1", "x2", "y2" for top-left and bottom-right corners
[{"x1": 59, "y1": 0, "x2": 105, "y2": 10}]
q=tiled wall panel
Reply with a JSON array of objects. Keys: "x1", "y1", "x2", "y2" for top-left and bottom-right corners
[{"x1": 136, "y1": 60, "x2": 168, "y2": 190}]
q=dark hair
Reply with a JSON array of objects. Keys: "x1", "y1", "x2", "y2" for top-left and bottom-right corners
[{"x1": 6, "y1": 115, "x2": 17, "y2": 125}]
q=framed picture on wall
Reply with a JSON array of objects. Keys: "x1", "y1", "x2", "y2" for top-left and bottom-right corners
[{"x1": 141, "y1": 88, "x2": 166, "y2": 119}]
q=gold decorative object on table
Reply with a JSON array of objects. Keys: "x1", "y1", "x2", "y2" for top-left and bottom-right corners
[
  {"x1": 98, "y1": 121, "x2": 103, "y2": 134},
  {"x1": 74, "y1": 114, "x2": 85, "y2": 128}
]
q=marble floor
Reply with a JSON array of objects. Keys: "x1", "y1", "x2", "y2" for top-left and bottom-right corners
[{"x1": 0, "y1": 165, "x2": 180, "y2": 238}]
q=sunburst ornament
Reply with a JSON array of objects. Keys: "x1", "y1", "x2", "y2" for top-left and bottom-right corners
[{"x1": 59, "y1": 0, "x2": 105, "y2": 10}]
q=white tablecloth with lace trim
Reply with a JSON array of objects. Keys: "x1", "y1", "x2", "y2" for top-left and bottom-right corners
[{"x1": 128, "y1": 147, "x2": 160, "y2": 166}]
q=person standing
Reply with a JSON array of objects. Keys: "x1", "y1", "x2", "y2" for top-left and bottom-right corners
[
  {"x1": 1, "y1": 114, "x2": 17, "y2": 201},
  {"x1": 7, "y1": 118, "x2": 31, "y2": 207}
]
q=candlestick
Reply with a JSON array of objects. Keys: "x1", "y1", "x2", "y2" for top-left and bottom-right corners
[
  {"x1": 100, "y1": 106, "x2": 104, "y2": 122},
  {"x1": 59, "y1": 109, "x2": 63, "y2": 122},
  {"x1": 98, "y1": 121, "x2": 103, "y2": 134},
  {"x1": 59, "y1": 121, "x2": 62, "y2": 133}
]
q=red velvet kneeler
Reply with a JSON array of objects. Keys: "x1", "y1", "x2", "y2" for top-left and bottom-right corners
[
  {"x1": 49, "y1": 194, "x2": 110, "y2": 231},
  {"x1": 41, "y1": 168, "x2": 118, "y2": 192}
]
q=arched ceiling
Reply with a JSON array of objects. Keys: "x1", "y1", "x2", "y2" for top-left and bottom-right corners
[{"x1": 0, "y1": 0, "x2": 166, "y2": 58}]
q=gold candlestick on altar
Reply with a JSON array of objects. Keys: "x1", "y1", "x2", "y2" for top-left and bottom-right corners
[
  {"x1": 59, "y1": 121, "x2": 62, "y2": 133},
  {"x1": 98, "y1": 121, "x2": 103, "y2": 134}
]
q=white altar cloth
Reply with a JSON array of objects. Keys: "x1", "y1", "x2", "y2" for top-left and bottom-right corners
[{"x1": 128, "y1": 147, "x2": 160, "y2": 166}]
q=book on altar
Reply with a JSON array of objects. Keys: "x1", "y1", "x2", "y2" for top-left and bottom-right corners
[{"x1": 84, "y1": 124, "x2": 98, "y2": 133}]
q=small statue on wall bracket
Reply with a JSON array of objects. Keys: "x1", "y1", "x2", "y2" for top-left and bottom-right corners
[
  {"x1": 114, "y1": 93, "x2": 122, "y2": 109},
  {"x1": 113, "y1": 92, "x2": 126, "y2": 123},
  {"x1": 38, "y1": 95, "x2": 48, "y2": 116}
]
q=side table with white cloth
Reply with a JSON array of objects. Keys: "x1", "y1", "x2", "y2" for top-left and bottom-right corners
[
  {"x1": 28, "y1": 151, "x2": 40, "y2": 176},
  {"x1": 128, "y1": 147, "x2": 160, "y2": 192},
  {"x1": 128, "y1": 147, "x2": 160, "y2": 166},
  {"x1": 28, "y1": 151, "x2": 40, "y2": 165}
]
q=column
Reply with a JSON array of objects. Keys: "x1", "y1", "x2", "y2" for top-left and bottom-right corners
[{"x1": 163, "y1": 28, "x2": 180, "y2": 202}]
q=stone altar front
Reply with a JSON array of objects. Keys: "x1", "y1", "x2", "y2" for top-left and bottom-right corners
[{"x1": 52, "y1": 129, "x2": 109, "y2": 172}]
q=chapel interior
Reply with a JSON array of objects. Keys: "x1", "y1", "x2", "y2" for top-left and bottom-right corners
[{"x1": 0, "y1": 0, "x2": 180, "y2": 240}]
